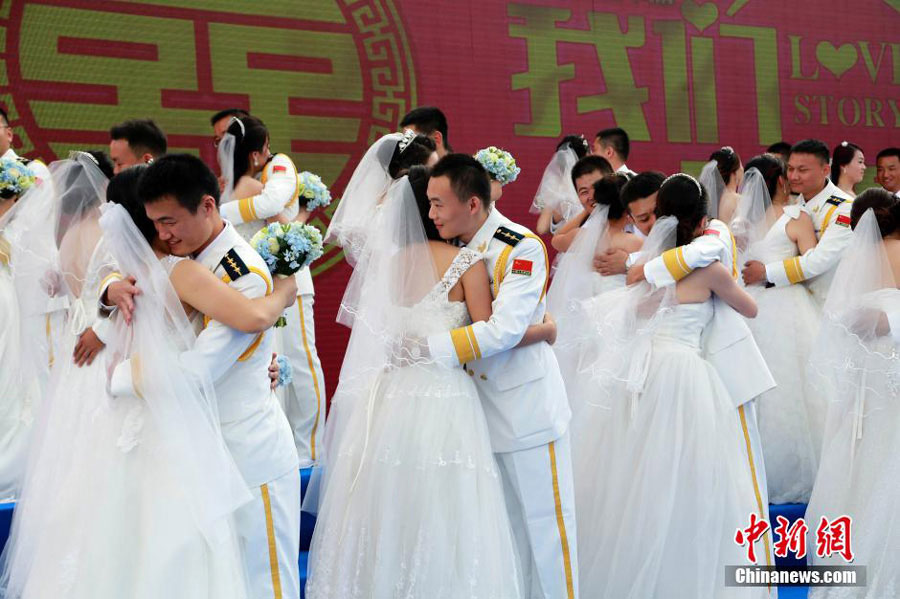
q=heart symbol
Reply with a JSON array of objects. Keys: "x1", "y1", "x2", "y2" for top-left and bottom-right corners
[
  {"x1": 815, "y1": 42, "x2": 858, "y2": 79},
  {"x1": 681, "y1": 0, "x2": 719, "y2": 32}
]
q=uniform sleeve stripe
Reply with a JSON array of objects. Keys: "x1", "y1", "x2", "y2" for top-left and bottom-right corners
[
  {"x1": 238, "y1": 196, "x2": 257, "y2": 222},
  {"x1": 450, "y1": 327, "x2": 476, "y2": 364},
  {"x1": 784, "y1": 257, "x2": 805, "y2": 284},
  {"x1": 464, "y1": 325, "x2": 482, "y2": 360},
  {"x1": 662, "y1": 247, "x2": 692, "y2": 281}
]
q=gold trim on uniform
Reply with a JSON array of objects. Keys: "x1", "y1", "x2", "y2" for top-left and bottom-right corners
[
  {"x1": 450, "y1": 326, "x2": 476, "y2": 364},
  {"x1": 297, "y1": 298, "x2": 323, "y2": 461},
  {"x1": 662, "y1": 247, "x2": 692, "y2": 281},
  {"x1": 260, "y1": 483, "x2": 284, "y2": 599},
  {"x1": 238, "y1": 196, "x2": 257, "y2": 223},
  {"x1": 738, "y1": 405, "x2": 773, "y2": 575},
  {"x1": 549, "y1": 442, "x2": 575, "y2": 599},
  {"x1": 783, "y1": 256, "x2": 805, "y2": 284}
]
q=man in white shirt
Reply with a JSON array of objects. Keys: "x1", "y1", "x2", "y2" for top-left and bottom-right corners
[
  {"x1": 0, "y1": 107, "x2": 50, "y2": 184},
  {"x1": 591, "y1": 127, "x2": 636, "y2": 177}
]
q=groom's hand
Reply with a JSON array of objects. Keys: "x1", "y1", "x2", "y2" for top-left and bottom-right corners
[
  {"x1": 594, "y1": 248, "x2": 628, "y2": 276},
  {"x1": 106, "y1": 276, "x2": 142, "y2": 324},
  {"x1": 74, "y1": 327, "x2": 105, "y2": 367},
  {"x1": 268, "y1": 352, "x2": 280, "y2": 390}
]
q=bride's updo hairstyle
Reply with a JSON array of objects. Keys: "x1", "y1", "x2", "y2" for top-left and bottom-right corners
[
  {"x1": 107, "y1": 165, "x2": 156, "y2": 243},
  {"x1": 407, "y1": 164, "x2": 441, "y2": 241},
  {"x1": 744, "y1": 153, "x2": 786, "y2": 200},
  {"x1": 227, "y1": 115, "x2": 268, "y2": 182},
  {"x1": 850, "y1": 188, "x2": 900, "y2": 236},
  {"x1": 388, "y1": 130, "x2": 436, "y2": 179},
  {"x1": 709, "y1": 146, "x2": 742, "y2": 186},
  {"x1": 656, "y1": 173, "x2": 709, "y2": 246},
  {"x1": 591, "y1": 173, "x2": 629, "y2": 220}
]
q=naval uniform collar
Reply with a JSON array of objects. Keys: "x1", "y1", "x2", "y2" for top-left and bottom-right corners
[
  {"x1": 802, "y1": 178, "x2": 845, "y2": 208},
  {"x1": 465, "y1": 208, "x2": 505, "y2": 253},
  {"x1": 195, "y1": 220, "x2": 238, "y2": 269}
]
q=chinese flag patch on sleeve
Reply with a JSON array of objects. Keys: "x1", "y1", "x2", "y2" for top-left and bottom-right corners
[
  {"x1": 272, "y1": 165, "x2": 286, "y2": 173},
  {"x1": 511, "y1": 259, "x2": 533, "y2": 276},
  {"x1": 835, "y1": 214, "x2": 851, "y2": 228}
]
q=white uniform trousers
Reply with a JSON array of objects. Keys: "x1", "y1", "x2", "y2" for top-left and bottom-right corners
[
  {"x1": 234, "y1": 468, "x2": 301, "y2": 599},
  {"x1": 496, "y1": 432, "x2": 579, "y2": 599},
  {"x1": 737, "y1": 399, "x2": 776, "y2": 569},
  {"x1": 277, "y1": 293, "x2": 326, "y2": 467}
]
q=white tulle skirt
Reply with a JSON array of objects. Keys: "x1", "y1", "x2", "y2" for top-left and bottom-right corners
[
  {"x1": 0, "y1": 268, "x2": 34, "y2": 502},
  {"x1": 305, "y1": 363, "x2": 522, "y2": 599},
  {"x1": 747, "y1": 283, "x2": 820, "y2": 504},
  {"x1": 806, "y1": 348, "x2": 900, "y2": 599},
  {"x1": 578, "y1": 340, "x2": 769, "y2": 598},
  {"x1": 0, "y1": 330, "x2": 248, "y2": 599}
]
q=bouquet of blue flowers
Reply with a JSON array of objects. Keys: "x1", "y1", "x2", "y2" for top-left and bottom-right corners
[
  {"x1": 297, "y1": 171, "x2": 331, "y2": 211},
  {"x1": 474, "y1": 146, "x2": 521, "y2": 186},
  {"x1": 0, "y1": 157, "x2": 36, "y2": 200},
  {"x1": 251, "y1": 221, "x2": 324, "y2": 326}
]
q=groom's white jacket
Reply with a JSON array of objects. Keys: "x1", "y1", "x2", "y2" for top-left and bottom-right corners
[
  {"x1": 427, "y1": 209, "x2": 571, "y2": 453},
  {"x1": 642, "y1": 219, "x2": 776, "y2": 407},
  {"x1": 110, "y1": 222, "x2": 298, "y2": 487}
]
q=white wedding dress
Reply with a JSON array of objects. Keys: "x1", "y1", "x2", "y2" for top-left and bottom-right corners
[
  {"x1": 0, "y1": 251, "x2": 248, "y2": 599},
  {"x1": 580, "y1": 299, "x2": 769, "y2": 598},
  {"x1": 0, "y1": 248, "x2": 36, "y2": 501},
  {"x1": 806, "y1": 291, "x2": 900, "y2": 599},
  {"x1": 745, "y1": 205, "x2": 820, "y2": 503},
  {"x1": 306, "y1": 247, "x2": 522, "y2": 599}
]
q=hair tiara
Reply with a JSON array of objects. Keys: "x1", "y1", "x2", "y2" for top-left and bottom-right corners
[
  {"x1": 228, "y1": 116, "x2": 245, "y2": 139},
  {"x1": 398, "y1": 128, "x2": 417, "y2": 154},
  {"x1": 662, "y1": 172, "x2": 703, "y2": 197}
]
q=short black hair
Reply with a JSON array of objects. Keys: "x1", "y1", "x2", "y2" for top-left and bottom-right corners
[
  {"x1": 137, "y1": 153, "x2": 219, "y2": 212},
  {"x1": 407, "y1": 165, "x2": 441, "y2": 241},
  {"x1": 595, "y1": 127, "x2": 630, "y2": 161},
  {"x1": 592, "y1": 173, "x2": 629, "y2": 220},
  {"x1": 0, "y1": 106, "x2": 8, "y2": 126},
  {"x1": 876, "y1": 147, "x2": 900, "y2": 163},
  {"x1": 556, "y1": 135, "x2": 589, "y2": 160},
  {"x1": 621, "y1": 171, "x2": 665, "y2": 207},
  {"x1": 790, "y1": 139, "x2": 830, "y2": 165},
  {"x1": 766, "y1": 141, "x2": 792, "y2": 157},
  {"x1": 430, "y1": 153, "x2": 490, "y2": 209},
  {"x1": 210, "y1": 108, "x2": 249, "y2": 126},
  {"x1": 109, "y1": 118, "x2": 167, "y2": 158},
  {"x1": 107, "y1": 165, "x2": 156, "y2": 243},
  {"x1": 399, "y1": 106, "x2": 449, "y2": 147},
  {"x1": 571, "y1": 155, "x2": 613, "y2": 186}
]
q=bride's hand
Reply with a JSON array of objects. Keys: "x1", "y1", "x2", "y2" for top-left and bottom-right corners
[
  {"x1": 543, "y1": 312, "x2": 557, "y2": 345},
  {"x1": 273, "y1": 275, "x2": 298, "y2": 308}
]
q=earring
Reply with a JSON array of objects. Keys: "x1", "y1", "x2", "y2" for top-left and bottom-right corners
[{"x1": 253, "y1": 158, "x2": 258, "y2": 167}]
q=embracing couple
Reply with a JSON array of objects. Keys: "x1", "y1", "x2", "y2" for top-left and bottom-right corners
[{"x1": 306, "y1": 154, "x2": 579, "y2": 599}]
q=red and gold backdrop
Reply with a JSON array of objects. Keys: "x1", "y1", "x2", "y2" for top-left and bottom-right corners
[{"x1": 3, "y1": 0, "x2": 898, "y2": 394}]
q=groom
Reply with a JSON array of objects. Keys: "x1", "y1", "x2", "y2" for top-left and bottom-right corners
[
  {"x1": 105, "y1": 155, "x2": 301, "y2": 599},
  {"x1": 424, "y1": 154, "x2": 578, "y2": 599}
]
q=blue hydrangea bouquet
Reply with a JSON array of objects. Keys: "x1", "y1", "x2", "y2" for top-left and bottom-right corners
[
  {"x1": 474, "y1": 146, "x2": 521, "y2": 186},
  {"x1": 251, "y1": 221, "x2": 324, "y2": 326},
  {"x1": 297, "y1": 171, "x2": 332, "y2": 211},
  {"x1": 0, "y1": 157, "x2": 36, "y2": 200}
]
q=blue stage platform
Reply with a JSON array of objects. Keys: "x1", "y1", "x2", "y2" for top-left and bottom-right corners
[{"x1": 0, "y1": 480, "x2": 811, "y2": 597}]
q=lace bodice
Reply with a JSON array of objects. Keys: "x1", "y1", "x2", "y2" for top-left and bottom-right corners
[
  {"x1": 401, "y1": 247, "x2": 482, "y2": 336},
  {"x1": 653, "y1": 300, "x2": 714, "y2": 351},
  {"x1": 751, "y1": 205, "x2": 803, "y2": 263},
  {"x1": 159, "y1": 254, "x2": 187, "y2": 275}
]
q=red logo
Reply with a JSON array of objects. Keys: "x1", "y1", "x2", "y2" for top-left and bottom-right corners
[
  {"x1": 773, "y1": 515, "x2": 809, "y2": 559},
  {"x1": 734, "y1": 513, "x2": 770, "y2": 564},
  {"x1": 511, "y1": 258, "x2": 533, "y2": 276},
  {"x1": 815, "y1": 516, "x2": 854, "y2": 562},
  {"x1": 272, "y1": 165, "x2": 286, "y2": 173},
  {"x1": 836, "y1": 214, "x2": 852, "y2": 227}
]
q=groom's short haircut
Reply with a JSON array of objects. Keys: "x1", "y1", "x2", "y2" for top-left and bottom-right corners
[
  {"x1": 137, "y1": 153, "x2": 220, "y2": 212},
  {"x1": 431, "y1": 153, "x2": 490, "y2": 208},
  {"x1": 620, "y1": 171, "x2": 665, "y2": 207}
]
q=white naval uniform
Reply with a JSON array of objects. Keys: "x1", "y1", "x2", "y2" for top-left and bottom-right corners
[
  {"x1": 642, "y1": 218, "x2": 778, "y2": 570},
  {"x1": 764, "y1": 179, "x2": 854, "y2": 307},
  {"x1": 427, "y1": 208, "x2": 578, "y2": 599},
  {"x1": 616, "y1": 163, "x2": 637, "y2": 178},
  {"x1": 221, "y1": 153, "x2": 326, "y2": 466},
  {"x1": 110, "y1": 223, "x2": 301, "y2": 599}
]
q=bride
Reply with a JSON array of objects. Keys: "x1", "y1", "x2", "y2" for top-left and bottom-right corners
[
  {"x1": 805, "y1": 189, "x2": 900, "y2": 599},
  {"x1": 305, "y1": 166, "x2": 554, "y2": 598},
  {"x1": 732, "y1": 154, "x2": 821, "y2": 504},
  {"x1": 578, "y1": 174, "x2": 769, "y2": 598},
  {"x1": 0, "y1": 155, "x2": 296, "y2": 598}
]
